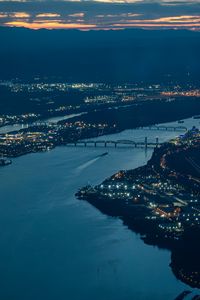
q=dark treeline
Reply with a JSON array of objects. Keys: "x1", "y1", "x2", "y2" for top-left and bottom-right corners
[{"x1": 71, "y1": 97, "x2": 200, "y2": 129}]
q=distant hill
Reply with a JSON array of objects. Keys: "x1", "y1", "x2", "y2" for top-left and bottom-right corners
[
  {"x1": 0, "y1": 27, "x2": 200, "y2": 83},
  {"x1": 64, "y1": 97, "x2": 200, "y2": 130}
]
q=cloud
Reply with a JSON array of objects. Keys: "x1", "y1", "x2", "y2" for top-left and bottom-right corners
[
  {"x1": 36, "y1": 13, "x2": 60, "y2": 18},
  {"x1": 10, "y1": 12, "x2": 30, "y2": 17},
  {"x1": 68, "y1": 12, "x2": 84, "y2": 17},
  {"x1": 5, "y1": 20, "x2": 96, "y2": 29},
  {"x1": 0, "y1": 0, "x2": 200, "y2": 30},
  {"x1": 0, "y1": 12, "x2": 7, "y2": 17}
]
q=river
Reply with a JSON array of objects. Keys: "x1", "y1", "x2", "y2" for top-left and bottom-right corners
[
  {"x1": 0, "y1": 112, "x2": 86, "y2": 134},
  {"x1": 0, "y1": 117, "x2": 199, "y2": 300}
]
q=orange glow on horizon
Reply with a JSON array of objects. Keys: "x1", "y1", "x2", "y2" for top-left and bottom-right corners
[
  {"x1": 4, "y1": 19, "x2": 200, "y2": 30},
  {"x1": 5, "y1": 21, "x2": 97, "y2": 29},
  {"x1": 1, "y1": 11, "x2": 200, "y2": 30},
  {"x1": 150, "y1": 15, "x2": 200, "y2": 23},
  {"x1": 112, "y1": 22, "x2": 200, "y2": 28}
]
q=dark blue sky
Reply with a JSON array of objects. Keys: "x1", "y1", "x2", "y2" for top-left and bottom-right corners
[{"x1": 0, "y1": 0, "x2": 200, "y2": 30}]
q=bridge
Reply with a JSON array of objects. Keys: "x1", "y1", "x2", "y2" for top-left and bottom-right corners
[
  {"x1": 136, "y1": 125, "x2": 187, "y2": 132},
  {"x1": 67, "y1": 137, "x2": 161, "y2": 149}
]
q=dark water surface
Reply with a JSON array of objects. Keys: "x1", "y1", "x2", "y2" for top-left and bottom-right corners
[{"x1": 1, "y1": 119, "x2": 199, "y2": 300}]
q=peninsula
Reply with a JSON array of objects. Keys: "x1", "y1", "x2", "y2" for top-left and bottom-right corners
[{"x1": 76, "y1": 127, "x2": 200, "y2": 289}]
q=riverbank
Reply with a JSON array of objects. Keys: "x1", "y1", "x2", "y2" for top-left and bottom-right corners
[
  {"x1": 68, "y1": 97, "x2": 200, "y2": 132},
  {"x1": 0, "y1": 114, "x2": 199, "y2": 163},
  {"x1": 0, "y1": 140, "x2": 190, "y2": 300},
  {"x1": 76, "y1": 127, "x2": 200, "y2": 289},
  {"x1": 0, "y1": 112, "x2": 87, "y2": 134}
]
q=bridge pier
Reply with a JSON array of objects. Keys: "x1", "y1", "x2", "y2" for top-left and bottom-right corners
[
  {"x1": 156, "y1": 137, "x2": 159, "y2": 147},
  {"x1": 145, "y1": 137, "x2": 147, "y2": 149}
]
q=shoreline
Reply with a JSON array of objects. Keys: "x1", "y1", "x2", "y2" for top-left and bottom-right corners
[
  {"x1": 76, "y1": 127, "x2": 200, "y2": 289},
  {"x1": 0, "y1": 114, "x2": 198, "y2": 160}
]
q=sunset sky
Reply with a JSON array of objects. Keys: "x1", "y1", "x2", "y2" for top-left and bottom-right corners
[{"x1": 0, "y1": 0, "x2": 200, "y2": 30}]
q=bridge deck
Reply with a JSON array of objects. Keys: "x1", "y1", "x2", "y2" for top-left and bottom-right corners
[{"x1": 67, "y1": 139, "x2": 161, "y2": 148}]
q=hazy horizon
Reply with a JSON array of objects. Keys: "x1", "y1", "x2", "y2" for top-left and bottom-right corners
[{"x1": 0, "y1": 0, "x2": 200, "y2": 30}]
